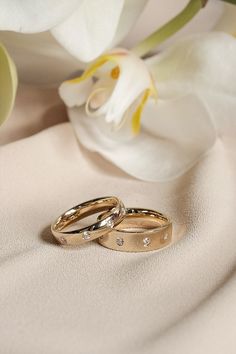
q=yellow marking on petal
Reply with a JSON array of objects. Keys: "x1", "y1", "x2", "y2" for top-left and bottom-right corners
[
  {"x1": 132, "y1": 88, "x2": 153, "y2": 135},
  {"x1": 111, "y1": 66, "x2": 120, "y2": 79},
  {"x1": 65, "y1": 54, "x2": 119, "y2": 85}
]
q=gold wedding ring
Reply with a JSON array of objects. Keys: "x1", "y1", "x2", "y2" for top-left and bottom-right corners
[
  {"x1": 51, "y1": 196, "x2": 126, "y2": 246},
  {"x1": 98, "y1": 208, "x2": 172, "y2": 252},
  {"x1": 51, "y1": 197, "x2": 172, "y2": 252}
]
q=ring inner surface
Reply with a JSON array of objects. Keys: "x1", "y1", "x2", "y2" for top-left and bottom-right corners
[
  {"x1": 116, "y1": 216, "x2": 167, "y2": 231},
  {"x1": 115, "y1": 214, "x2": 169, "y2": 233},
  {"x1": 54, "y1": 197, "x2": 119, "y2": 232}
]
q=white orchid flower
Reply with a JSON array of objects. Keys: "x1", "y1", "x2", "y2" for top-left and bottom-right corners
[
  {"x1": 0, "y1": 0, "x2": 147, "y2": 63},
  {"x1": 0, "y1": 43, "x2": 17, "y2": 126},
  {"x1": 59, "y1": 48, "x2": 157, "y2": 134},
  {"x1": 59, "y1": 32, "x2": 236, "y2": 181},
  {"x1": 0, "y1": 0, "x2": 225, "y2": 84}
]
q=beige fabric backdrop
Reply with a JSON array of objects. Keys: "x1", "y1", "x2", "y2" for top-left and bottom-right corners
[{"x1": 0, "y1": 85, "x2": 236, "y2": 354}]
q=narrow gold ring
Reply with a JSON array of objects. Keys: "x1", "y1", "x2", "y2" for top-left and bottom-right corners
[
  {"x1": 98, "y1": 208, "x2": 172, "y2": 252},
  {"x1": 51, "y1": 196, "x2": 126, "y2": 246}
]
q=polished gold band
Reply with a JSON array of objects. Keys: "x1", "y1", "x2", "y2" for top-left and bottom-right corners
[
  {"x1": 51, "y1": 196, "x2": 126, "y2": 246},
  {"x1": 98, "y1": 208, "x2": 172, "y2": 252}
]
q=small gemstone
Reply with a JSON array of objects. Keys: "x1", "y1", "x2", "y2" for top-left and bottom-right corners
[
  {"x1": 163, "y1": 233, "x2": 168, "y2": 241},
  {"x1": 143, "y1": 237, "x2": 151, "y2": 247},
  {"x1": 82, "y1": 231, "x2": 91, "y2": 240},
  {"x1": 116, "y1": 237, "x2": 124, "y2": 246},
  {"x1": 106, "y1": 219, "x2": 114, "y2": 227},
  {"x1": 60, "y1": 237, "x2": 67, "y2": 245}
]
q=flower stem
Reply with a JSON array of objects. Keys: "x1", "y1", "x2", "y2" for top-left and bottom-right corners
[{"x1": 133, "y1": 0, "x2": 208, "y2": 57}]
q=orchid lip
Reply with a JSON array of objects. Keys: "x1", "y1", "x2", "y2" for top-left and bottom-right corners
[{"x1": 60, "y1": 48, "x2": 156, "y2": 132}]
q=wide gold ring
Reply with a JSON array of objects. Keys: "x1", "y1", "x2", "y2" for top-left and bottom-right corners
[
  {"x1": 98, "y1": 208, "x2": 172, "y2": 252},
  {"x1": 51, "y1": 196, "x2": 126, "y2": 246}
]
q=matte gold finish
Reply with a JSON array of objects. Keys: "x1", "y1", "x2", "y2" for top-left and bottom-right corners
[
  {"x1": 51, "y1": 196, "x2": 125, "y2": 246},
  {"x1": 98, "y1": 208, "x2": 172, "y2": 252}
]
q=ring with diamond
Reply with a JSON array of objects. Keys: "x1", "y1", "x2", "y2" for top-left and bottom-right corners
[
  {"x1": 51, "y1": 196, "x2": 126, "y2": 246},
  {"x1": 98, "y1": 208, "x2": 172, "y2": 252}
]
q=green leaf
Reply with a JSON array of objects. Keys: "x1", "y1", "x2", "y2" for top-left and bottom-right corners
[{"x1": 0, "y1": 43, "x2": 17, "y2": 126}]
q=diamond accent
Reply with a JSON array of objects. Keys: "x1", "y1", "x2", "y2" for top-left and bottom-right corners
[
  {"x1": 82, "y1": 231, "x2": 91, "y2": 240},
  {"x1": 143, "y1": 237, "x2": 151, "y2": 247},
  {"x1": 60, "y1": 237, "x2": 67, "y2": 245},
  {"x1": 116, "y1": 237, "x2": 124, "y2": 246},
  {"x1": 106, "y1": 219, "x2": 114, "y2": 228},
  {"x1": 163, "y1": 232, "x2": 168, "y2": 241}
]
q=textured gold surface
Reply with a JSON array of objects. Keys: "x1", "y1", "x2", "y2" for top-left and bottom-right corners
[{"x1": 98, "y1": 208, "x2": 172, "y2": 252}]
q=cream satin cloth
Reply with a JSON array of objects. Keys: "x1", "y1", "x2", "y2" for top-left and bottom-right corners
[{"x1": 0, "y1": 85, "x2": 236, "y2": 354}]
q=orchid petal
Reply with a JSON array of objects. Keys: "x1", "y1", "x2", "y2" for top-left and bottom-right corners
[
  {"x1": 85, "y1": 78, "x2": 114, "y2": 114},
  {"x1": 131, "y1": 88, "x2": 152, "y2": 134},
  {"x1": 147, "y1": 32, "x2": 236, "y2": 98},
  {"x1": 52, "y1": 0, "x2": 125, "y2": 62},
  {"x1": 146, "y1": 32, "x2": 236, "y2": 146},
  {"x1": 65, "y1": 55, "x2": 112, "y2": 85},
  {"x1": 92, "y1": 49, "x2": 156, "y2": 125},
  {"x1": 199, "y1": 92, "x2": 236, "y2": 140},
  {"x1": 58, "y1": 55, "x2": 114, "y2": 108},
  {"x1": 0, "y1": 43, "x2": 17, "y2": 126},
  {"x1": 111, "y1": 0, "x2": 148, "y2": 46},
  {"x1": 0, "y1": 1, "x2": 79, "y2": 33},
  {"x1": 68, "y1": 94, "x2": 216, "y2": 181},
  {"x1": 59, "y1": 78, "x2": 93, "y2": 108},
  {"x1": 59, "y1": 48, "x2": 156, "y2": 129}
]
